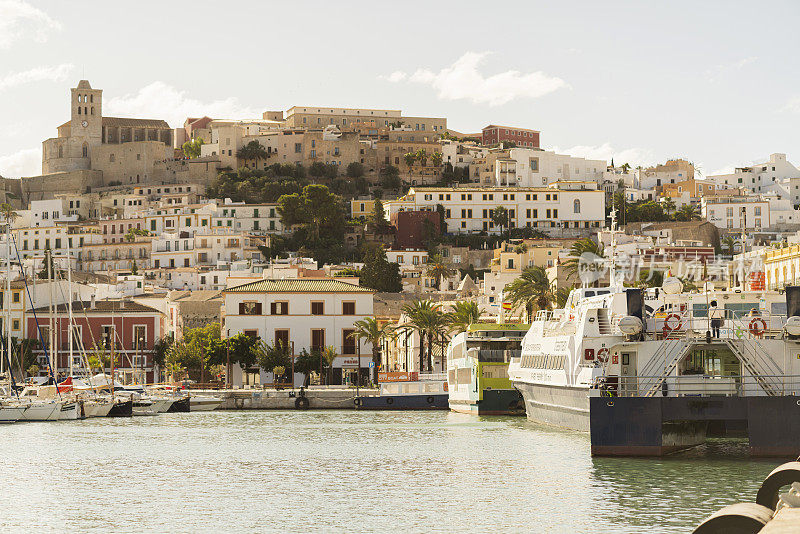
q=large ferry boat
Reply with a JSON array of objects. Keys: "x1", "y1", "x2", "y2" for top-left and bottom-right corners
[
  {"x1": 446, "y1": 323, "x2": 527, "y2": 415},
  {"x1": 508, "y1": 281, "x2": 800, "y2": 456}
]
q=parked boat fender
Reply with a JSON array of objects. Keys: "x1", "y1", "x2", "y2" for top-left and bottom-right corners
[
  {"x1": 385, "y1": 397, "x2": 394, "y2": 405},
  {"x1": 756, "y1": 461, "x2": 800, "y2": 510},
  {"x1": 692, "y1": 502, "x2": 773, "y2": 534},
  {"x1": 426, "y1": 396, "x2": 434, "y2": 404},
  {"x1": 295, "y1": 396, "x2": 310, "y2": 410}
]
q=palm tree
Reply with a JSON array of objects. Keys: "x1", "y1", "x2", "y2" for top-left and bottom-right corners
[
  {"x1": 722, "y1": 235, "x2": 738, "y2": 256},
  {"x1": 425, "y1": 253, "x2": 456, "y2": 290},
  {"x1": 491, "y1": 206, "x2": 509, "y2": 240},
  {"x1": 322, "y1": 346, "x2": 338, "y2": 385},
  {"x1": 430, "y1": 151, "x2": 443, "y2": 167},
  {"x1": 612, "y1": 191, "x2": 628, "y2": 225},
  {"x1": 403, "y1": 152, "x2": 417, "y2": 168},
  {"x1": 236, "y1": 140, "x2": 268, "y2": 168},
  {"x1": 563, "y1": 238, "x2": 605, "y2": 281},
  {"x1": 504, "y1": 265, "x2": 554, "y2": 322},
  {"x1": 401, "y1": 300, "x2": 446, "y2": 372},
  {"x1": 661, "y1": 197, "x2": 676, "y2": 217},
  {"x1": 350, "y1": 318, "x2": 393, "y2": 383},
  {"x1": 675, "y1": 204, "x2": 700, "y2": 221},
  {"x1": 447, "y1": 301, "x2": 480, "y2": 334}
]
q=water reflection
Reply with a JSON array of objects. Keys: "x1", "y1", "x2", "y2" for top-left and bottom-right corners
[{"x1": 0, "y1": 411, "x2": 779, "y2": 533}]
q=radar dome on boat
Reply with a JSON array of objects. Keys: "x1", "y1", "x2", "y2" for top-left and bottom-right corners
[
  {"x1": 661, "y1": 277, "x2": 683, "y2": 295},
  {"x1": 618, "y1": 315, "x2": 643, "y2": 335},
  {"x1": 785, "y1": 316, "x2": 800, "y2": 336}
]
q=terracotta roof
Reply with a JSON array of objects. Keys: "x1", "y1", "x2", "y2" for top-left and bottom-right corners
[
  {"x1": 31, "y1": 299, "x2": 160, "y2": 314},
  {"x1": 102, "y1": 117, "x2": 170, "y2": 129},
  {"x1": 224, "y1": 278, "x2": 372, "y2": 293}
]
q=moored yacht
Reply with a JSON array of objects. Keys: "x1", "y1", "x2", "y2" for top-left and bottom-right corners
[
  {"x1": 447, "y1": 324, "x2": 527, "y2": 415},
  {"x1": 508, "y1": 281, "x2": 800, "y2": 456}
]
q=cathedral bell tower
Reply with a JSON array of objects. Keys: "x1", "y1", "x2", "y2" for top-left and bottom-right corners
[{"x1": 70, "y1": 79, "x2": 103, "y2": 162}]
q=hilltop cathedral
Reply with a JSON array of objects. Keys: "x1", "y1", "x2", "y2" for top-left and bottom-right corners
[{"x1": 2, "y1": 80, "x2": 216, "y2": 204}]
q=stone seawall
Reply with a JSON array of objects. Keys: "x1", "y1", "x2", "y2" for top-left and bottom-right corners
[{"x1": 207, "y1": 388, "x2": 379, "y2": 410}]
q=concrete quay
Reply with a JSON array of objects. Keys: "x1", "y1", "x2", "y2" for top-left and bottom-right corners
[{"x1": 201, "y1": 387, "x2": 379, "y2": 410}]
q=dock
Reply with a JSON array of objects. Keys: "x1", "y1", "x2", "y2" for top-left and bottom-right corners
[{"x1": 197, "y1": 387, "x2": 379, "y2": 410}]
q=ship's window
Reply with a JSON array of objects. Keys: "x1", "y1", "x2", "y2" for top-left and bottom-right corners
[{"x1": 585, "y1": 291, "x2": 595, "y2": 297}]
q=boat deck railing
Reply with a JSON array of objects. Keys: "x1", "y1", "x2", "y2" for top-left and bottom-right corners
[
  {"x1": 645, "y1": 307, "x2": 788, "y2": 341},
  {"x1": 593, "y1": 374, "x2": 800, "y2": 398}
]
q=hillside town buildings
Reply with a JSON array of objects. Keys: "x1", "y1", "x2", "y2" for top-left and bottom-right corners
[{"x1": 6, "y1": 78, "x2": 800, "y2": 384}]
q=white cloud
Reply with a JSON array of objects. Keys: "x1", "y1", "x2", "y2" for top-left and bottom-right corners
[
  {"x1": 105, "y1": 81, "x2": 257, "y2": 127},
  {"x1": 0, "y1": 63, "x2": 73, "y2": 91},
  {"x1": 0, "y1": 0, "x2": 61, "y2": 49},
  {"x1": 0, "y1": 147, "x2": 40, "y2": 178},
  {"x1": 382, "y1": 52, "x2": 568, "y2": 106},
  {"x1": 378, "y1": 71, "x2": 407, "y2": 83},
  {"x1": 782, "y1": 96, "x2": 800, "y2": 114},
  {"x1": 705, "y1": 56, "x2": 757, "y2": 82},
  {"x1": 549, "y1": 142, "x2": 656, "y2": 167}
]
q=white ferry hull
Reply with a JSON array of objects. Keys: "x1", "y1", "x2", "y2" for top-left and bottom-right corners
[{"x1": 514, "y1": 382, "x2": 590, "y2": 432}]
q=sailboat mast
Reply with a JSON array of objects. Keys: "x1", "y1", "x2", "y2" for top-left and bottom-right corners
[
  {"x1": 4, "y1": 217, "x2": 10, "y2": 378},
  {"x1": 67, "y1": 232, "x2": 73, "y2": 378},
  {"x1": 47, "y1": 249, "x2": 55, "y2": 379}
]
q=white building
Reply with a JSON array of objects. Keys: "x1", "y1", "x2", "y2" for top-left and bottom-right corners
[
  {"x1": 503, "y1": 148, "x2": 606, "y2": 188},
  {"x1": 700, "y1": 197, "x2": 770, "y2": 230},
  {"x1": 222, "y1": 278, "x2": 374, "y2": 386},
  {"x1": 383, "y1": 184, "x2": 605, "y2": 236},
  {"x1": 709, "y1": 153, "x2": 800, "y2": 194}
]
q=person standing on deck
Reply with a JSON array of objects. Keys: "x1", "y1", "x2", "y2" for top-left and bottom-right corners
[{"x1": 709, "y1": 300, "x2": 724, "y2": 338}]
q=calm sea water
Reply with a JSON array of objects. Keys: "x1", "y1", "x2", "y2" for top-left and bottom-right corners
[{"x1": 0, "y1": 410, "x2": 777, "y2": 533}]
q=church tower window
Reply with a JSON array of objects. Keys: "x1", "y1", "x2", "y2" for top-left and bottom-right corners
[
  {"x1": 58, "y1": 146, "x2": 63, "y2": 158},
  {"x1": 77, "y1": 106, "x2": 81, "y2": 115},
  {"x1": 82, "y1": 144, "x2": 88, "y2": 158}
]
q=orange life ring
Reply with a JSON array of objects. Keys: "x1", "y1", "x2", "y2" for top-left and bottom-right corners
[
  {"x1": 597, "y1": 348, "x2": 609, "y2": 363},
  {"x1": 664, "y1": 313, "x2": 682, "y2": 331},
  {"x1": 748, "y1": 317, "x2": 767, "y2": 336}
]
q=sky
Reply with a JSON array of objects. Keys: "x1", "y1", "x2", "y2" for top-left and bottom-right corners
[{"x1": 0, "y1": 0, "x2": 799, "y2": 179}]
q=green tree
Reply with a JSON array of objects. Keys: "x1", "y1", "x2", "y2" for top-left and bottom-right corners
[
  {"x1": 350, "y1": 318, "x2": 393, "y2": 383},
  {"x1": 182, "y1": 138, "x2": 204, "y2": 159},
  {"x1": 360, "y1": 245, "x2": 402, "y2": 292},
  {"x1": 294, "y1": 349, "x2": 322, "y2": 386},
  {"x1": 430, "y1": 151, "x2": 443, "y2": 167},
  {"x1": 403, "y1": 152, "x2": 417, "y2": 167},
  {"x1": 491, "y1": 206, "x2": 509, "y2": 240},
  {"x1": 309, "y1": 161, "x2": 328, "y2": 179},
  {"x1": 322, "y1": 346, "x2": 338, "y2": 385},
  {"x1": 563, "y1": 238, "x2": 605, "y2": 281},
  {"x1": 380, "y1": 165, "x2": 402, "y2": 189},
  {"x1": 236, "y1": 140, "x2": 268, "y2": 167},
  {"x1": 447, "y1": 301, "x2": 480, "y2": 334},
  {"x1": 425, "y1": 253, "x2": 456, "y2": 290},
  {"x1": 504, "y1": 265, "x2": 554, "y2": 321},
  {"x1": 369, "y1": 199, "x2": 391, "y2": 233},
  {"x1": 722, "y1": 235, "x2": 738, "y2": 256},
  {"x1": 674, "y1": 204, "x2": 700, "y2": 221},
  {"x1": 401, "y1": 300, "x2": 447, "y2": 372},
  {"x1": 256, "y1": 340, "x2": 291, "y2": 376},
  {"x1": 346, "y1": 162, "x2": 365, "y2": 178}
]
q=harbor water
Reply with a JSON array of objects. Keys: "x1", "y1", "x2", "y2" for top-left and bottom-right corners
[{"x1": 0, "y1": 410, "x2": 777, "y2": 533}]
